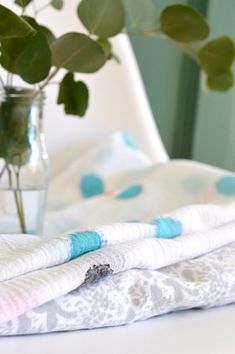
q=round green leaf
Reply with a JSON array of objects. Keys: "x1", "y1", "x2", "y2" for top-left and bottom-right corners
[
  {"x1": 199, "y1": 36, "x2": 235, "y2": 76},
  {"x1": 51, "y1": 0, "x2": 64, "y2": 10},
  {"x1": 0, "y1": 41, "x2": 18, "y2": 73},
  {"x1": 97, "y1": 38, "x2": 112, "y2": 59},
  {"x1": 57, "y1": 72, "x2": 89, "y2": 116},
  {"x1": 77, "y1": 0, "x2": 125, "y2": 38},
  {"x1": 207, "y1": 70, "x2": 234, "y2": 92},
  {"x1": 39, "y1": 25, "x2": 56, "y2": 45},
  {"x1": 0, "y1": 4, "x2": 35, "y2": 39},
  {"x1": 14, "y1": 0, "x2": 33, "y2": 8},
  {"x1": 160, "y1": 4, "x2": 209, "y2": 42},
  {"x1": 51, "y1": 32, "x2": 106, "y2": 73},
  {"x1": 1, "y1": 17, "x2": 51, "y2": 84}
]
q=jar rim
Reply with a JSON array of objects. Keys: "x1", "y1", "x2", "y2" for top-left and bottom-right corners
[{"x1": 0, "y1": 86, "x2": 45, "y2": 102}]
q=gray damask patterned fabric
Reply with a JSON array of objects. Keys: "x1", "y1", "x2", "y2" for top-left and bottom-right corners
[{"x1": 1, "y1": 241, "x2": 235, "y2": 336}]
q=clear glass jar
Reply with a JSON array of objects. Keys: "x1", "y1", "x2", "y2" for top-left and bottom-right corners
[{"x1": 0, "y1": 87, "x2": 48, "y2": 235}]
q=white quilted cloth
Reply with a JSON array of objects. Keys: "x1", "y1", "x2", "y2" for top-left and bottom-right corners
[{"x1": 1, "y1": 132, "x2": 235, "y2": 335}]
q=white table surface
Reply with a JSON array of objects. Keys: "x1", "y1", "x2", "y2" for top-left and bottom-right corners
[{"x1": 1, "y1": 304, "x2": 234, "y2": 354}]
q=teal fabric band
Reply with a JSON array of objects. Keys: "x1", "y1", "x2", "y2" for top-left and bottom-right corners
[
  {"x1": 155, "y1": 217, "x2": 182, "y2": 239},
  {"x1": 69, "y1": 230, "x2": 103, "y2": 260}
]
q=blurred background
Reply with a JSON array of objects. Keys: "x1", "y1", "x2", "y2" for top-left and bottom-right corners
[
  {"x1": 1, "y1": 0, "x2": 235, "y2": 171},
  {"x1": 131, "y1": 0, "x2": 235, "y2": 171}
]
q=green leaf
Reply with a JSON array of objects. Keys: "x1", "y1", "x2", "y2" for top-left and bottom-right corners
[
  {"x1": 51, "y1": 0, "x2": 64, "y2": 10},
  {"x1": 97, "y1": 38, "x2": 112, "y2": 59},
  {"x1": 0, "y1": 4, "x2": 35, "y2": 39},
  {"x1": 199, "y1": 36, "x2": 235, "y2": 76},
  {"x1": 57, "y1": 72, "x2": 89, "y2": 117},
  {"x1": 14, "y1": 0, "x2": 33, "y2": 7},
  {"x1": 122, "y1": 0, "x2": 158, "y2": 32},
  {"x1": 1, "y1": 17, "x2": 51, "y2": 84},
  {"x1": 207, "y1": 70, "x2": 234, "y2": 92},
  {"x1": 39, "y1": 25, "x2": 56, "y2": 45},
  {"x1": 0, "y1": 88, "x2": 34, "y2": 165},
  {"x1": 0, "y1": 42, "x2": 18, "y2": 73},
  {"x1": 77, "y1": 0, "x2": 125, "y2": 38},
  {"x1": 51, "y1": 32, "x2": 106, "y2": 73},
  {"x1": 160, "y1": 4, "x2": 209, "y2": 42}
]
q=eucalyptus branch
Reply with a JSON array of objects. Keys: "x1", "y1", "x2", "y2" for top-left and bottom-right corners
[
  {"x1": 20, "y1": 0, "x2": 26, "y2": 15},
  {"x1": 6, "y1": 164, "x2": 26, "y2": 233},
  {"x1": 39, "y1": 67, "x2": 60, "y2": 91},
  {"x1": 0, "y1": 163, "x2": 7, "y2": 180},
  {"x1": 35, "y1": 1, "x2": 51, "y2": 15},
  {"x1": 6, "y1": 73, "x2": 14, "y2": 87},
  {"x1": 123, "y1": 28, "x2": 160, "y2": 37},
  {"x1": 123, "y1": 29, "x2": 199, "y2": 63},
  {"x1": 158, "y1": 33, "x2": 199, "y2": 63},
  {"x1": 15, "y1": 166, "x2": 26, "y2": 233},
  {"x1": 31, "y1": 0, "x2": 37, "y2": 18},
  {"x1": 47, "y1": 81, "x2": 60, "y2": 85},
  {"x1": 0, "y1": 75, "x2": 5, "y2": 88}
]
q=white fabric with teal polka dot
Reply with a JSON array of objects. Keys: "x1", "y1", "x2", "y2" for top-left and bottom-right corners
[{"x1": 1, "y1": 132, "x2": 235, "y2": 330}]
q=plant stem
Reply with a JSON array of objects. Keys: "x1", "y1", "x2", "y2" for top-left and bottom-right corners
[
  {"x1": 0, "y1": 75, "x2": 5, "y2": 88},
  {"x1": 158, "y1": 33, "x2": 199, "y2": 63},
  {"x1": 15, "y1": 166, "x2": 26, "y2": 233},
  {"x1": 6, "y1": 164, "x2": 26, "y2": 234},
  {"x1": 35, "y1": 1, "x2": 51, "y2": 15},
  {"x1": 32, "y1": 0, "x2": 37, "y2": 18},
  {"x1": 123, "y1": 28, "x2": 160, "y2": 37},
  {"x1": 20, "y1": 0, "x2": 26, "y2": 15},
  {"x1": 0, "y1": 163, "x2": 7, "y2": 181},
  {"x1": 6, "y1": 73, "x2": 14, "y2": 87},
  {"x1": 39, "y1": 67, "x2": 60, "y2": 91},
  {"x1": 123, "y1": 29, "x2": 199, "y2": 63}
]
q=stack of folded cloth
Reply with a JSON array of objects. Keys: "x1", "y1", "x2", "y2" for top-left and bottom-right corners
[{"x1": 0, "y1": 132, "x2": 235, "y2": 335}]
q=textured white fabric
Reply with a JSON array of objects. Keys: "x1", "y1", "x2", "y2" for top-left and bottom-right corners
[
  {"x1": 1, "y1": 132, "x2": 235, "y2": 334},
  {"x1": 1, "y1": 240, "x2": 235, "y2": 336}
]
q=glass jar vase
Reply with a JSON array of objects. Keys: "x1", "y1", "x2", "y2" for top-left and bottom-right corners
[{"x1": 0, "y1": 87, "x2": 48, "y2": 235}]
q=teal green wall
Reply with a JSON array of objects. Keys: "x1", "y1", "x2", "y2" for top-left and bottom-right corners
[
  {"x1": 130, "y1": 0, "x2": 187, "y2": 156},
  {"x1": 192, "y1": 0, "x2": 235, "y2": 171}
]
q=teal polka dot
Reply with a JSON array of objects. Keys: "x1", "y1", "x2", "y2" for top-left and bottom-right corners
[
  {"x1": 80, "y1": 174, "x2": 105, "y2": 198},
  {"x1": 216, "y1": 175, "x2": 235, "y2": 196},
  {"x1": 116, "y1": 184, "x2": 143, "y2": 199},
  {"x1": 122, "y1": 132, "x2": 138, "y2": 149},
  {"x1": 154, "y1": 217, "x2": 182, "y2": 239}
]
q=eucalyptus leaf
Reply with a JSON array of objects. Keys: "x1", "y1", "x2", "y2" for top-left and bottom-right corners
[
  {"x1": 14, "y1": 0, "x2": 33, "y2": 8},
  {"x1": 51, "y1": 0, "x2": 64, "y2": 10},
  {"x1": 0, "y1": 95, "x2": 32, "y2": 165},
  {"x1": 51, "y1": 32, "x2": 106, "y2": 73},
  {"x1": 97, "y1": 38, "x2": 112, "y2": 59},
  {"x1": 1, "y1": 17, "x2": 51, "y2": 83},
  {"x1": 160, "y1": 4, "x2": 209, "y2": 42},
  {"x1": 77, "y1": 0, "x2": 125, "y2": 38},
  {"x1": 39, "y1": 25, "x2": 56, "y2": 45},
  {"x1": 0, "y1": 42, "x2": 17, "y2": 73},
  {"x1": 207, "y1": 70, "x2": 234, "y2": 92},
  {"x1": 122, "y1": 0, "x2": 158, "y2": 32},
  {"x1": 57, "y1": 72, "x2": 89, "y2": 116},
  {"x1": 0, "y1": 4, "x2": 35, "y2": 39},
  {"x1": 199, "y1": 36, "x2": 235, "y2": 76}
]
